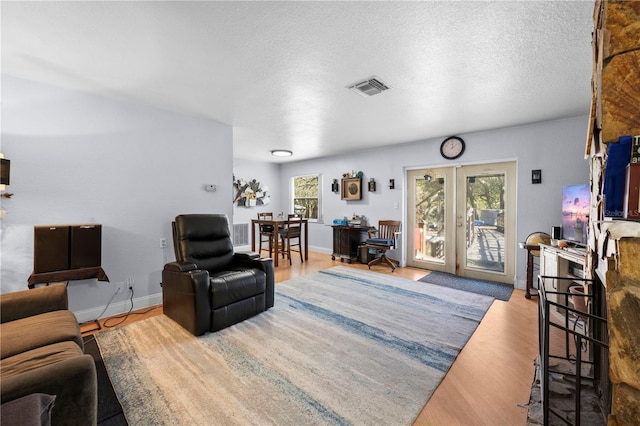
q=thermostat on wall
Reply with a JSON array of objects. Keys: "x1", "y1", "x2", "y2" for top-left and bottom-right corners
[{"x1": 204, "y1": 184, "x2": 217, "y2": 192}]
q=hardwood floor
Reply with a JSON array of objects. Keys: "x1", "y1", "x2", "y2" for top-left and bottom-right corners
[{"x1": 82, "y1": 251, "x2": 539, "y2": 425}]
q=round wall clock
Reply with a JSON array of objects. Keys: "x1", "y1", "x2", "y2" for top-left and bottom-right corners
[{"x1": 440, "y1": 136, "x2": 465, "y2": 160}]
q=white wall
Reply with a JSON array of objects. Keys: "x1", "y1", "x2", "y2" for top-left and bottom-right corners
[
  {"x1": 279, "y1": 116, "x2": 590, "y2": 288},
  {"x1": 0, "y1": 75, "x2": 233, "y2": 321}
]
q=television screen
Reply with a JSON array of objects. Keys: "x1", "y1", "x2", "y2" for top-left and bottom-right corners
[{"x1": 562, "y1": 184, "x2": 590, "y2": 245}]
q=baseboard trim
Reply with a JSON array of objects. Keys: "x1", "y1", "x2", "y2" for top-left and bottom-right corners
[
  {"x1": 75, "y1": 292, "x2": 162, "y2": 324},
  {"x1": 235, "y1": 245, "x2": 332, "y2": 255}
]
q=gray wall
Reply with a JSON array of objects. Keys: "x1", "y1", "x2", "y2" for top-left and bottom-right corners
[
  {"x1": 0, "y1": 75, "x2": 233, "y2": 322},
  {"x1": 278, "y1": 115, "x2": 590, "y2": 288}
]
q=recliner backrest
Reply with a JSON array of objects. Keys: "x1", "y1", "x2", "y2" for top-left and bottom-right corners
[{"x1": 173, "y1": 214, "x2": 234, "y2": 272}]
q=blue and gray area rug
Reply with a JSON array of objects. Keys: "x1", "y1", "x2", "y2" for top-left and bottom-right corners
[
  {"x1": 96, "y1": 266, "x2": 494, "y2": 425},
  {"x1": 418, "y1": 270, "x2": 514, "y2": 301}
]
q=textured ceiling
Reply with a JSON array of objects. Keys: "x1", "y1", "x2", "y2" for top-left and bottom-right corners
[{"x1": 1, "y1": 1, "x2": 595, "y2": 163}]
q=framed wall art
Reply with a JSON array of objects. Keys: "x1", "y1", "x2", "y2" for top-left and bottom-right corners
[{"x1": 341, "y1": 177, "x2": 362, "y2": 200}]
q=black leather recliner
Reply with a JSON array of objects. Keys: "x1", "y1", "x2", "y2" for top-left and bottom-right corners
[{"x1": 162, "y1": 214, "x2": 274, "y2": 336}]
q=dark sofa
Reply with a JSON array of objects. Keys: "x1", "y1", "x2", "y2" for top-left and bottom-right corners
[{"x1": 0, "y1": 284, "x2": 97, "y2": 425}]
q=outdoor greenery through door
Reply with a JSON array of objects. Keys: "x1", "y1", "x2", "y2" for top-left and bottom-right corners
[{"x1": 407, "y1": 161, "x2": 516, "y2": 284}]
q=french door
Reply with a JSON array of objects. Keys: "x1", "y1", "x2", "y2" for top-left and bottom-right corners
[{"x1": 407, "y1": 161, "x2": 516, "y2": 284}]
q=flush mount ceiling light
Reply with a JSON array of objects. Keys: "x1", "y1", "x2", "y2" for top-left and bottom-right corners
[
  {"x1": 347, "y1": 76, "x2": 390, "y2": 97},
  {"x1": 270, "y1": 149, "x2": 293, "y2": 157}
]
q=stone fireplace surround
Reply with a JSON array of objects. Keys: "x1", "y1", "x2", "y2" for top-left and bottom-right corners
[{"x1": 588, "y1": 1, "x2": 640, "y2": 424}]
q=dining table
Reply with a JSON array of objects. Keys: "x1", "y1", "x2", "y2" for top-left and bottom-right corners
[{"x1": 250, "y1": 217, "x2": 309, "y2": 267}]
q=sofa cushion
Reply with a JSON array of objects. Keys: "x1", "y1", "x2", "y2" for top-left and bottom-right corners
[
  {"x1": 365, "y1": 238, "x2": 395, "y2": 246},
  {"x1": 0, "y1": 311, "x2": 82, "y2": 360},
  {"x1": 209, "y1": 269, "x2": 266, "y2": 309},
  {"x1": 0, "y1": 341, "x2": 83, "y2": 380}
]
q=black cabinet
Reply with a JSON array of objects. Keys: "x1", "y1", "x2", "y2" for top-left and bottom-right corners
[{"x1": 331, "y1": 226, "x2": 367, "y2": 263}]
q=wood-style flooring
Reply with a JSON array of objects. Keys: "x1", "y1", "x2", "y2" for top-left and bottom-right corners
[{"x1": 82, "y1": 251, "x2": 539, "y2": 425}]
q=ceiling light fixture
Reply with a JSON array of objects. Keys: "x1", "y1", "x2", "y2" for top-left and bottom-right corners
[{"x1": 271, "y1": 150, "x2": 293, "y2": 157}]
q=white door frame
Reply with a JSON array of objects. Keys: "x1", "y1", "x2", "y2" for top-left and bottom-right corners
[{"x1": 402, "y1": 158, "x2": 518, "y2": 284}]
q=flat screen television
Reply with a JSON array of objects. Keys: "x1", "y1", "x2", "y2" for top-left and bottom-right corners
[{"x1": 562, "y1": 184, "x2": 590, "y2": 245}]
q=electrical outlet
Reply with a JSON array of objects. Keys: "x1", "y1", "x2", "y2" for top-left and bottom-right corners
[
  {"x1": 115, "y1": 282, "x2": 125, "y2": 294},
  {"x1": 127, "y1": 277, "x2": 135, "y2": 292},
  {"x1": 160, "y1": 238, "x2": 167, "y2": 249}
]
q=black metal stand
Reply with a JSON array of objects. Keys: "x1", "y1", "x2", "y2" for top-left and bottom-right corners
[{"x1": 538, "y1": 275, "x2": 609, "y2": 425}]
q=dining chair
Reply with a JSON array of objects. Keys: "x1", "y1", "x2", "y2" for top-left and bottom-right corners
[
  {"x1": 278, "y1": 215, "x2": 304, "y2": 265},
  {"x1": 257, "y1": 212, "x2": 275, "y2": 257}
]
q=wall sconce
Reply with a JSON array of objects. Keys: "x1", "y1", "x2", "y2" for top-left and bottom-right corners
[
  {"x1": 0, "y1": 157, "x2": 10, "y2": 186},
  {"x1": 531, "y1": 169, "x2": 542, "y2": 184},
  {"x1": 331, "y1": 179, "x2": 340, "y2": 193},
  {"x1": 368, "y1": 178, "x2": 376, "y2": 192},
  {"x1": 388, "y1": 179, "x2": 395, "y2": 189},
  {"x1": 0, "y1": 156, "x2": 12, "y2": 198},
  {"x1": 423, "y1": 174, "x2": 433, "y2": 182}
]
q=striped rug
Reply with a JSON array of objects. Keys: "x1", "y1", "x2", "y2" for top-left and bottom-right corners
[{"x1": 95, "y1": 266, "x2": 494, "y2": 425}]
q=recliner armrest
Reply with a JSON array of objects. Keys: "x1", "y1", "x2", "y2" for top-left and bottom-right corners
[
  {"x1": 163, "y1": 261, "x2": 198, "y2": 273},
  {"x1": 229, "y1": 256, "x2": 275, "y2": 310},
  {"x1": 161, "y1": 266, "x2": 210, "y2": 336},
  {"x1": 234, "y1": 251, "x2": 260, "y2": 260}
]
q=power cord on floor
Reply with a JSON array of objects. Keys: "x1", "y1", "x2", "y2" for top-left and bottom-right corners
[
  {"x1": 103, "y1": 287, "x2": 136, "y2": 328},
  {"x1": 102, "y1": 287, "x2": 162, "y2": 329},
  {"x1": 81, "y1": 289, "x2": 121, "y2": 333},
  {"x1": 83, "y1": 287, "x2": 162, "y2": 332}
]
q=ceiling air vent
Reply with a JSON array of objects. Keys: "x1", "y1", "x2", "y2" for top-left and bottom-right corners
[{"x1": 347, "y1": 76, "x2": 390, "y2": 97}]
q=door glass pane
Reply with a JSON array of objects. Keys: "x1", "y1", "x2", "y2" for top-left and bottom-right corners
[
  {"x1": 464, "y1": 173, "x2": 505, "y2": 273},
  {"x1": 413, "y1": 172, "x2": 446, "y2": 263}
]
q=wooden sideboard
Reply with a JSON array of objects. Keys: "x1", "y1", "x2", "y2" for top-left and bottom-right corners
[{"x1": 331, "y1": 225, "x2": 368, "y2": 263}]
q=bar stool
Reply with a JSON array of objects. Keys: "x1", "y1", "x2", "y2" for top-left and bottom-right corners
[
  {"x1": 521, "y1": 232, "x2": 551, "y2": 298},
  {"x1": 277, "y1": 215, "x2": 304, "y2": 265}
]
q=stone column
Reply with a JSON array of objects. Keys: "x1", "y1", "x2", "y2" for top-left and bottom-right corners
[{"x1": 589, "y1": 1, "x2": 640, "y2": 424}]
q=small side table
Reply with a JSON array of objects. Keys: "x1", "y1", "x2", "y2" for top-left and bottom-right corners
[{"x1": 519, "y1": 243, "x2": 541, "y2": 299}]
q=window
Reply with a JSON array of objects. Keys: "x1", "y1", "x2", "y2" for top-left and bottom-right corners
[{"x1": 291, "y1": 174, "x2": 321, "y2": 221}]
